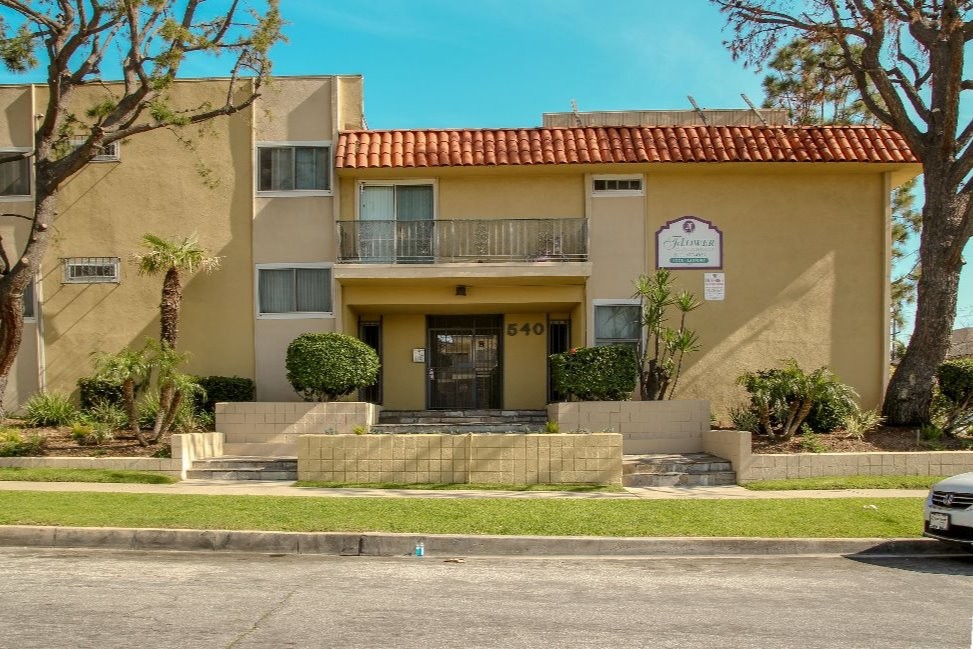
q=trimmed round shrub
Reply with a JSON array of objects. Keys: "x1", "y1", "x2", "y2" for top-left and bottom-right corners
[
  {"x1": 285, "y1": 333, "x2": 380, "y2": 402},
  {"x1": 549, "y1": 345, "x2": 637, "y2": 401}
]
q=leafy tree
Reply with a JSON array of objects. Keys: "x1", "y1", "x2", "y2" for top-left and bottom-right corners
[
  {"x1": 0, "y1": 1, "x2": 282, "y2": 416},
  {"x1": 760, "y1": 37, "x2": 923, "y2": 360},
  {"x1": 714, "y1": 0, "x2": 971, "y2": 425},
  {"x1": 133, "y1": 233, "x2": 220, "y2": 350}
]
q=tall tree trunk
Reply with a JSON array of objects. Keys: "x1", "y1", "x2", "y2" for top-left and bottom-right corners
[
  {"x1": 0, "y1": 189, "x2": 54, "y2": 418},
  {"x1": 883, "y1": 174, "x2": 968, "y2": 425},
  {"x1": 160, "y1": 267, "x2": 182, "y2": 350}
]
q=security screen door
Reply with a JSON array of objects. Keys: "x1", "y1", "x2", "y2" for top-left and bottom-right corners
[{"x1": 427, "y1": 315, "x2": 503, "y2": 409}]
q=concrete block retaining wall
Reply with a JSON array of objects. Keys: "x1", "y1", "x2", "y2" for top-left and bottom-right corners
[
  {"x1": 0, "y1": 432, "x2": 224, "y2": 479},
  {"x1": 298, "y1": 433, "x2": 623, "y2": 486},
  {"x1": 702, "y1": 429, "x2": 973, "y2": 482},
  {"x1": 548, "y1": 400, "x2": 709, "y2": 454},
  {"x1": 216, "y1": 402, "x2": 380, "y2": 455}
]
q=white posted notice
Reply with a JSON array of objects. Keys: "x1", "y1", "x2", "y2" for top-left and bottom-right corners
[{"x1": 704, "y1": 272, "x2": 725, "y2": 301}]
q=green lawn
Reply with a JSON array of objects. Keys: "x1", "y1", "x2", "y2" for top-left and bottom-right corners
[
  {"x1": 0, "y1": 468, "x2": 177, "y2": 484},
  {"x1": 0, "y1": 491, "x2": 924, "y2": 538},
  {"x1": 295, "y1": 481, "x2": 624, "y2": 492},
  {"x1": 743, "y1": 475, "x2": 943, "y2": 491}
]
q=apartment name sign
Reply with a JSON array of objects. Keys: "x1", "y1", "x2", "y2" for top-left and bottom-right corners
[{"x1": 655, "y1": 216, "x2": 723, "y2": 270}]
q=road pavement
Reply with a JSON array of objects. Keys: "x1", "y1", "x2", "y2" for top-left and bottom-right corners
[{"x1": 0, "y1": 548, "x2": 970, "y2": 648}]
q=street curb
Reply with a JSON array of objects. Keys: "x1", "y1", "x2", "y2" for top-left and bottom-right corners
[{"x1": 0, "y1": 525, "x2": 965, "y2": 557}]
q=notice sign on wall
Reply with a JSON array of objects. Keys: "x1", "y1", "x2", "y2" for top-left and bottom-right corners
[
  {"x1": 656, "y1": 216, "x2": 723, "y2": 269},
  {"x1": 704, "y1": 272, "x2": 725, "y2": 301}
]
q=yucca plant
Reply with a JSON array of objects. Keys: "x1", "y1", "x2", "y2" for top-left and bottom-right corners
[{"x1": 633, "y1": 270, "x2": 702, "y2": 400}]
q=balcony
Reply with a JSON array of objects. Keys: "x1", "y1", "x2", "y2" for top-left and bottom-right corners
[{"x1": 336, "y1": 218, "x2": 588, "y2": 264}]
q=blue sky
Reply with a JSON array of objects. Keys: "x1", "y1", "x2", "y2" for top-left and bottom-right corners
[{"x1": 0, "y1": 0, "x2": 968, "y2": 335}]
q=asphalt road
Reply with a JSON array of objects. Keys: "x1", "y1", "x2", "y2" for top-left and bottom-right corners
[{"x1": 1, "y1": 548, "x2": 972, "y2": 649}]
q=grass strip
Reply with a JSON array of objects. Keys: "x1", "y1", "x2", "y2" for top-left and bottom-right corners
[
  {"x1": 743, "y1": 475, "x2": 943, "y2": 491},
  {"x1": 0, "y1": 468, "x2": 177, "y2": 484},
  {"x1": 0, "y1": 491, "x2": 923, "y2": 538},
  {"x1": 294, "y1": 481, "x2": 624, "y2": 492}
]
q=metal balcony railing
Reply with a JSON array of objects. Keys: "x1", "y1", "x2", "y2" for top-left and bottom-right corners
[{"x1": 336, "y1": 218, "x2": 588, "y2": 264}]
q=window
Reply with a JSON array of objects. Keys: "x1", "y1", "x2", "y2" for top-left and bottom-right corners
[
  {"x1": 257, "y1": 143, "x2": 330, "y2": 193},
  {"x1": 63, "y1": 257, "x2": 120, "y2": 284},
  {"x1": 23, "y1": 278, "x2": 34, "y2": 320},
  {"x1": 592, "y1": 175, "x2": 644, "y2": 196},
  {"x1": 257, "y1": 265, "x2": 332, "y2": 317},
  {"x1": 71, "y1": 137, "x2": 120, "y2": 162},
  {"x1": 0, "y1": 156, "x2": 30, "y2": 197},
  {"x1": 358, "y1": 182, "x2": 435, "y2": 262},
  {"x1": 594, "y1": 301, "x2": 641, "y2": 349}
]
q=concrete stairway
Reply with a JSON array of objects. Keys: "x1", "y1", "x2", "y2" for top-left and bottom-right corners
[
  {"x1": 373, "y1": 409, "x2": 548, "y2": 434},
  {"x1": 623, "y1": 453, "x2": 736, "y2": 487},
  {"x1": 186, "y1": 456, "x2": 297, "y2": 481}
]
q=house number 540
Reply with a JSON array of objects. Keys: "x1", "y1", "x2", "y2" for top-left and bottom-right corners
[{"x1": 507, "y1": 323, "x2": 545, "y2": 336}]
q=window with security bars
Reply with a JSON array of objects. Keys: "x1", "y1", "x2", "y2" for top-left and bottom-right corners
[
  {"x1": 63, "y1": 257, "x2": 120, "y2": 283},
  {"x1": 257, "y1": 266, "x2": 332, "y2": 315},
  {"x1": 70, "y1": 137, "x2": 120, "y2": 162},
  {"x1": 257, "y1": 145, "x2": 330, "y2": 192}
]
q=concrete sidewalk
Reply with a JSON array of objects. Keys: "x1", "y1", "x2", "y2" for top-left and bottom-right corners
[{"x1": 0, "y1": 479, "x2": 931, "y2": 500}]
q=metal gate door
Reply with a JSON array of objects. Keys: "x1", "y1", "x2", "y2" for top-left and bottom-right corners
[{"x1": 427, "y1": 315, "x2": 503, "y2": 410}]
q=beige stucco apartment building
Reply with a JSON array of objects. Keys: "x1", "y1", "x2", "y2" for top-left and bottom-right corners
[{"x1": 0, "y1": 76, "x2": 919, "y2": 417}]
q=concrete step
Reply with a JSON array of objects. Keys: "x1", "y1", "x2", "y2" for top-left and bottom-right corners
[
  {"x1": 371, "y1": 423, "x2": 541, "y2": 434},
  {"x1": 622, "y1": 452, "x2": 736, "y2": 487},
  {"x1": 188, "y1": 456, "x2": 297, "y2": 481},
  {"x1": 624, "y1": 471, "x2": 738, "y2": 487},
  {"x1": 379, "y1": 410, "x2": 548, "y2": 425}
]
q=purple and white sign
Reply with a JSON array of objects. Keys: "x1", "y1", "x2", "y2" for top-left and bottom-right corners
[{"x1": 655, "y1": 216, "x2": 723, "y2": 269}]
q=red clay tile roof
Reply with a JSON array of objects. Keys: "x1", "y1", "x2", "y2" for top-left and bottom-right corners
[{"x1": 335, "y1": 125, "x2": 917, "y2": 169}]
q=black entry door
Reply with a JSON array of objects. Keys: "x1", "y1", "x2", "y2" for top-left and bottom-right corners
[{"x1": 427, "y1": 315, "x2": 503, "y2": 409}]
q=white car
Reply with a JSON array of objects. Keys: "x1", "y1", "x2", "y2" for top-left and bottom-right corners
[{"x1": 924, "y1": 472, "x2": 973, "y2": 549}]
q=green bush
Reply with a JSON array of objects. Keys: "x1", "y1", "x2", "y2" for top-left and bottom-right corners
[
  {"x1": 77, "y1": 377, "x2": 126, "y2": 410},
  {"x1": 549, "y1": 346, "x2": 638, "y2": 401},
  {"x1": 804, "y1": 384, "x2": 857, "y2": 433},
  {"x1": 192, "y1": 375, "x2": 255, "y2": 414},
  {"x1": 20, "y1": 391, "x2": 79, "y2": 427},
  {"x1": 0, "y1": 428, "x2": 45, "y2": 457},
  {"x1": 70, "y1": 421, "x2": 114, "y2": 446},
  {"x1": 938, "y1": 358, "x2": 973, "y2": 405},
  {"x1": 285, "y1": 333, "x2": 381, "y2": 402},
  {"x1": 82, "y1": 401, "x2": 128, "y2": 432},
  {"x1": 737, "y1": 360, "x2": 857, "y2": 441}
]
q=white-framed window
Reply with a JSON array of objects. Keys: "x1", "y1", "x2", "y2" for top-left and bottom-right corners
[
  {"x1": 256, "y1": 263, "x2": 333, "y2": 318},
  {"x1": 0, "y1": 149, "x2": 31, "y2": 199},
  {"x1": 357, "y1": 180, "x2": 436, "y2": 262},
  {"x1": 256, "y1": 141, "x2": 331, "y2": 196},
  {"x1": 592, "y1": 175, "x2": 644, "y2": 197},
  {"x1": 63, "y1": 257, "x2": 120, "y2": 284},
  {"x1": 593, "y1": 299, "x2": 641, "y2": 349},
  {"x1": 70, "y1": 137, "x2": 120, "y2": 162}
]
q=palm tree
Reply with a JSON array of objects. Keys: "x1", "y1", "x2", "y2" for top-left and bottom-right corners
[
  {"x1": 133, "y1": 233, "x2": 221, "y2": 350},
  {"x1": 93, "y1": 346, "x2": 151, "y2": 445}
]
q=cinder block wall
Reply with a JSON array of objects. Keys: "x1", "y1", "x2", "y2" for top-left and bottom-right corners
[
  {"x1": 298, "y1": 433, "x2": 622, "y2": 485},
  {"x1": 746, "y1": 451, "x2": 973, "y2": 481},
  {"x1": 216, "y1": 402, "x2": 380, "y2": 455},
  {"x1": 548, "y1": 401, "x2": 709, "y2": 454}
]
